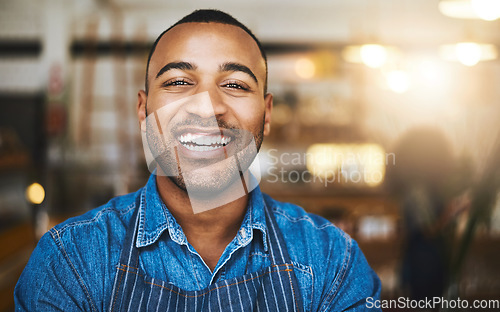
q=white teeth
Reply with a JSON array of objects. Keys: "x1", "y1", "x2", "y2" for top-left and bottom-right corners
[
  {"x1": 178, "y1": 133, "x2": 232, "y2": 149},
  {"x1": 221, "y1": 136, "x2": 231, "y2": 145}
]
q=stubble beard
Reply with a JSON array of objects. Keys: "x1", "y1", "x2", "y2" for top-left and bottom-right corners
[{"x1": 149, "y1": 116, "x2": 265, "y2": 198}]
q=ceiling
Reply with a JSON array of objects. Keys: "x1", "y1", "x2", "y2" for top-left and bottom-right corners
[
  {"x1": 1, "y1": 0, "x2": 499, "y2": 47},
  {"x1": 60, "y1": 0, "x2": 500, "y2": 45}
]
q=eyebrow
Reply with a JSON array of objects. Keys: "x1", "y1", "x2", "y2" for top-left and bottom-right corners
[
  {"x1": 154, "y1": 60, "x2": 258, "y2": 85},
  {"x1": 219, "y1": 62, "x2": 258, "y2": 84},
  {"x1": 155, "y1": 61, "x2": 197, "y2": 79}
]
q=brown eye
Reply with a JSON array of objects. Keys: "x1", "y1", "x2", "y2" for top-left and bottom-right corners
[
  {"x1": 171, "y1": 80, "x2": 189, "y2": 86},
  {"x1": 163, "y1": 78, "x2": 193, "y2": 87},
  {"x1": 222, "y1": 80, "x2": 249, "y2": 91},
  {"x1": 225, "y1": 83, "x2": 244, "y2": 89}
]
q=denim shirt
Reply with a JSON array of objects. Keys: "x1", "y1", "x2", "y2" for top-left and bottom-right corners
[{"x1": 15, "y1": 174, "x2": 381, "y2": 311}]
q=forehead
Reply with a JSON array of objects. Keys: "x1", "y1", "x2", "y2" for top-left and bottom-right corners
[{"x1": 149, "y1": 22, "x2": 265, "y2": 80}]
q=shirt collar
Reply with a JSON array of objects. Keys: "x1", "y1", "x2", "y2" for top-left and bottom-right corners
[{"x1": 136, "y1": 174, "x2": 268, "y2": 251}]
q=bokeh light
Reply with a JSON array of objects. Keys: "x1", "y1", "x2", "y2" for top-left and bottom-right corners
[
  {"x1": 26, "y1": 183, "x2": 45, "y2": 205},
  {"x1": 471, "y1": 0, "x2": 500, "y2": 20},
  {"x1": 386, "y1": 70, "x2": 410, "y2": 93},
  {"x1": 295, "y1": 57, "x2": 316, "y2": 79},
  {"x1": 455, "y1": 42, "x2": 482, "y2": 66},
  {"x1": 360, "y1": 44, "x2": 388, "y2": 68}
]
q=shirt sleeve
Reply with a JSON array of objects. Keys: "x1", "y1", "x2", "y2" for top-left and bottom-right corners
[
  {"x1": 318, "y1": 237, "x2": 382, "y2": 312},
  {"x1": 14, "y1": 230, "x2": 98, "y2": 312}
]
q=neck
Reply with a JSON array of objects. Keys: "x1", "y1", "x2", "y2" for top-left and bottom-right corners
[{"x1": 155, "y1": 175, "x2": 248, "y2": 270}]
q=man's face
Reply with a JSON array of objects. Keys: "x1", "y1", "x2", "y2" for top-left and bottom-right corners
[{"x1": 138, "y1": 22, "x2": 272, "y2": 196}]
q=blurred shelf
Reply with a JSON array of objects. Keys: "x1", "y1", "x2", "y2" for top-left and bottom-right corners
[{"x1": 0, "y1": 222, "x2": 35, "y2": 312}]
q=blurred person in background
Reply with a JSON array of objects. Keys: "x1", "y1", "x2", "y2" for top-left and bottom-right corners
[
  {"x1": 389, "y1": 127, "x2": 471, "y2": 304},
  {"x1": 14, "y1": 9, "x2": 381, "y2": 311}
]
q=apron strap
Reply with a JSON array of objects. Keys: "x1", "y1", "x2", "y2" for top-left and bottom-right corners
[
  {"x1": 117, "y1": 188, "x2": 143, "y2": 268},
  {"x1": 262, "y1": 199, "x2": 293, "y2": 265},
  {"x1": 108, "y1": 191, "x2": 143, "y2": 312}
]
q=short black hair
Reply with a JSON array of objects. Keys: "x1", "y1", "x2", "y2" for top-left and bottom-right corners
[{"x1": 145, "y1": 9, "x2": 268, "y2": 95}]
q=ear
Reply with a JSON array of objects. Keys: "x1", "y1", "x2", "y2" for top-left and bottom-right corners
[
  {"x1": 137, "y1": 90, "x2": 147, "y2": 131},
  {"x1": 263, "y1": 93, "x2": 273, "y2": 136}
]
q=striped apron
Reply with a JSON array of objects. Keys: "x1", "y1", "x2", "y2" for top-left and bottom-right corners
[{"x1": 109, "y1": 201, "x2": 304, "y2": 311}]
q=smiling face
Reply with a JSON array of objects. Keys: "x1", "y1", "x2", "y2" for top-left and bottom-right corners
[{"x1": 137, "y1": 22, "x2": 272, "y2": 196}]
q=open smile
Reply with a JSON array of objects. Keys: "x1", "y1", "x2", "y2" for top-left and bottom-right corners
[
  {"x1": 178, "y1": 133, "x2": 232, "y2": 152},
  {"x1": 173, "y1": 127, "x2": 238, "y2": 159}
]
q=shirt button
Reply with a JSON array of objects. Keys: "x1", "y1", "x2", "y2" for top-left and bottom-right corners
[{"x1": 240, "y1": 228, "x2": 247, "y2": 239}]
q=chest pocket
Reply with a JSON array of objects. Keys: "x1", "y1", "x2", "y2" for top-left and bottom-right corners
[{"x1": 292, "y1": 261, "x2": 313, "y2": 312}]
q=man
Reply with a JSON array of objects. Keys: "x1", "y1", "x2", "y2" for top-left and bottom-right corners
[{"x1": 15, "y1": 9, "x2": 381, "y2": 311}]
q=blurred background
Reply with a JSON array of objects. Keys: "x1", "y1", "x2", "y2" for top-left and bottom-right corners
[{"x1": 1, "y1": 0, "x2": 500, "y2": 310}]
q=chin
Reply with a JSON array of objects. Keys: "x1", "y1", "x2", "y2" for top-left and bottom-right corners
[{"x1": 178, "y1": 165, "x2": 243, "y2": 199}]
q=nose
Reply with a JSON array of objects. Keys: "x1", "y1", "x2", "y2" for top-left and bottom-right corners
[{"x1": 183, "y1": 85, "x2": 228, "y2": 119}]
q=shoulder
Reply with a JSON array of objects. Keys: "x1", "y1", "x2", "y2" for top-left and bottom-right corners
[
  {"x1": 262, "y1": 193, "x2": 353, "y2": 284},
  {"x1": 51, "y1": 189, "x2": 139, "y2": 238},
  {"x1": 263, "y1": 193, "x2": 381, "y2": 311},
  {"x1": 15, "y1": 188, "x2": 142, "y2": 311},
  {"x1": 263, "y1": 193, "x2": 351, "y2": 251},
  {"x1": 46, "y1": 188, "x2": 141, "y2": 274}
]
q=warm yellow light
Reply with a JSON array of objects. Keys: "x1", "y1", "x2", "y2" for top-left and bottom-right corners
[
  {"x1": 439, "y1": 0, "x2": 500, "y2": 20},
  {"x1": 362, "y1": 145, "x2": 387, "y2": 187},
  {"x1": 439, "y1": 0, "x2": 478, "y2": 19},
  {"x1": 471, "y1": 0, "x2": 500, "y2": 20},
  {"x1": 306, "y1": 145, "x2": 341, "y2": 178},
  {"x1": 26, "y1": 183, "x2": 45, "y2": 204},
  {"x1": 343, "y1": 45, "x2": 399, "y2": 68},
  {"x1": 439, "y1": 42, "x2": 497, "y2": 65},
  {"x1": 306, "y1": 144, "x2": 386, "y2": 187},
  {"x1": 360, "y1": 44, "x2": 388, "y2": 68},
  {"x1": 455, "y1": 42, "x2": 482, "y2": 66},
  {"x1": 342, "y1": 46, "x2": 363, "y2": 63},
  {"x1": 386, "y1": 70, "x2": 410, "y2": 93},
  {"x1": 295, "y1": 58, "x2": 315, "y2": 79}
]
